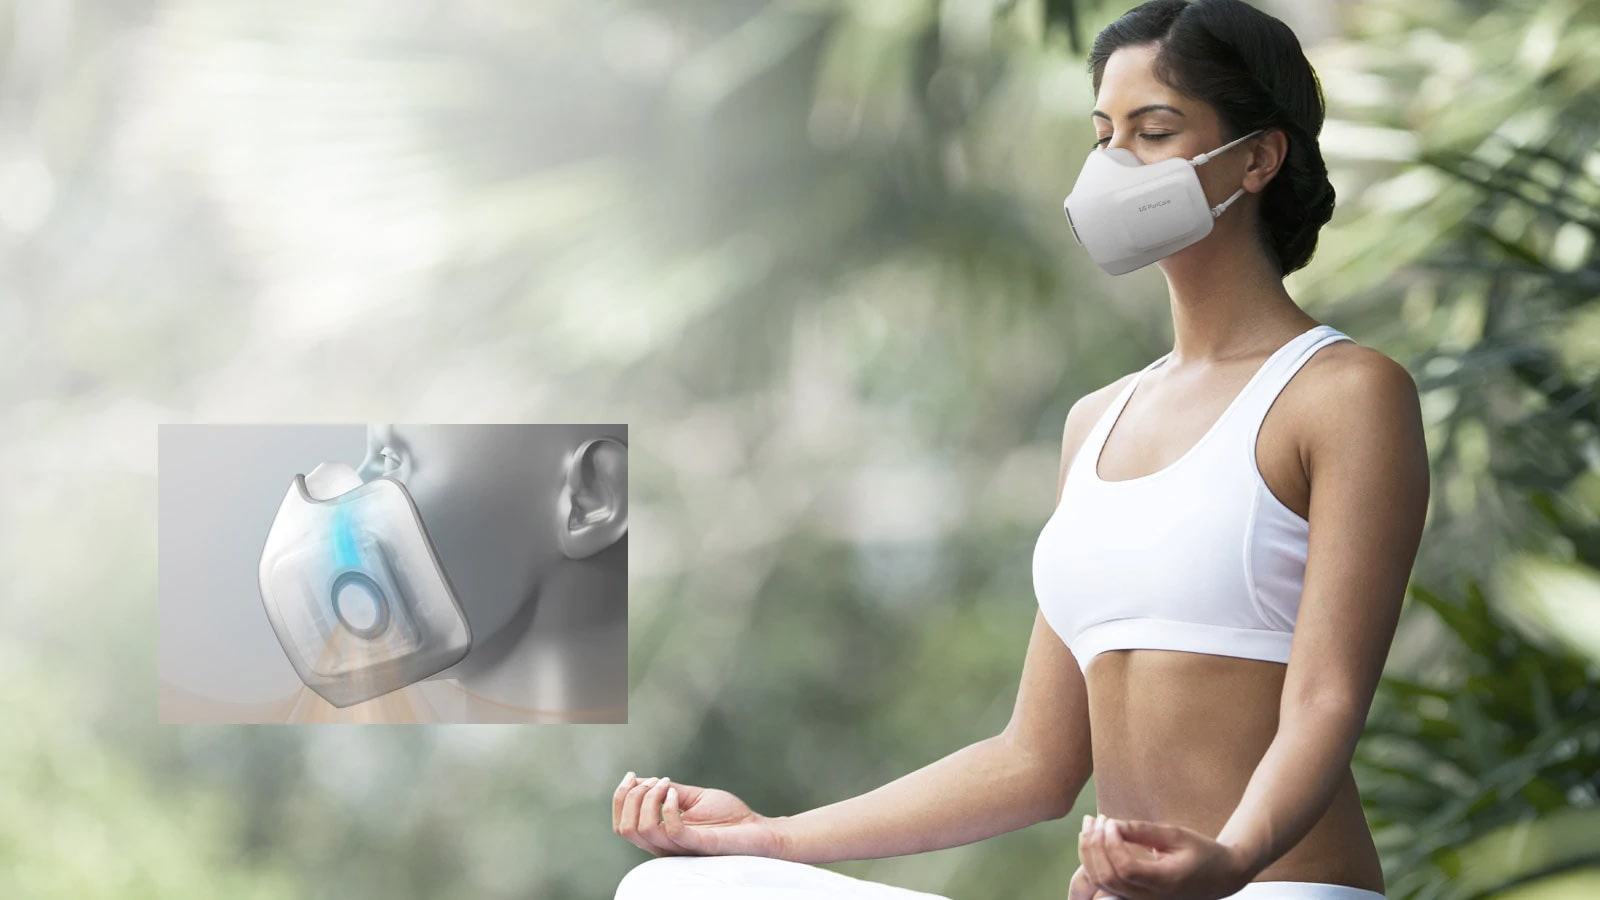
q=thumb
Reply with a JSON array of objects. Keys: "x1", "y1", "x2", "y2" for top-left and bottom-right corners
[
  {"x1": 664, "y1": 781, "x2": 706, "y2": 808},
  {"x1": 1114, "y1": 819, "x2": 1185, "y2": 850},
  {"x1": 660, "y1": 787, "x2": 705, "y2": 853}
]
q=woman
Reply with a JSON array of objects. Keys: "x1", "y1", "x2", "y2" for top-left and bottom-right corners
[{"x1": 611, "y1": 2, "x2": 1430, "y2": 898}]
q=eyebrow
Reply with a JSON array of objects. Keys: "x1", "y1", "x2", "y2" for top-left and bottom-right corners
[{"x1": 1092, "y1": 104, "x2": 1186, "y2": 121}]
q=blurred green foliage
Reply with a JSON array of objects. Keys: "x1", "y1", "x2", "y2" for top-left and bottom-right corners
[
  {"x1": 1355, "y1": 583, "x2": 1600, "y2": 900},
  {"x1": 0, "y1": 0, "x2": 1596, "y2": 897}
]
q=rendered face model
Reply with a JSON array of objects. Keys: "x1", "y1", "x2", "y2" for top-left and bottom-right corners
[
  {"x1": 166, "y1": 424, "x2": 629, "y2": 722},
  {"x1": 365, "y1": 424, "x2": 629, "y2": 713}
]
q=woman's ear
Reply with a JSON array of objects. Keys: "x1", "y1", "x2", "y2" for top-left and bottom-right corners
[
  {"x1": 557, "y1": 437, "x2": 628, "y2": 559},
  {"x1": 356, "y1": 424, "x2": 412, "y2": 482}
]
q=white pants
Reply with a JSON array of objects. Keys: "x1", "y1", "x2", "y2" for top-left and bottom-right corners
[
  {"x1": 614, "y1": 855, "x2": 953, "y2": 899},
  {"x1": 613, "y1": 855, "x2": 1389, "y2": 900}
]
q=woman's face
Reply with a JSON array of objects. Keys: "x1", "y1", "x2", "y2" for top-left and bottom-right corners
[
  {"x1": 1094, "y1": 44, "x2": 1222, "y2": 151},
  {"x1": 1092, "y1": 44, "x2": 1254, "y2": 188}
]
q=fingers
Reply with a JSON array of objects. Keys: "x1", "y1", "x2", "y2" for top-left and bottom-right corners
[
  {"x1": 1081, "y1": 814, "x2": 1140, "y2": 898},
  {"x1": 1092, "y1": 816, "x2": 1162, "y2": 897},
  {"x1": 659, "y1": 785, "x2": 698, "y2": 853},
  {"x1": 613, "y1": 773, "x2": 690, "y2": 857},
  {"x1": 615, "y1": 773, "x2": 651, "y2": 852},
  {"x1": 1103, "y1": 817, "x2": 1157, "y2": 893},
  {"x1": 1079, "y1": 814, "x2": 1108, "y2": 894},
  {"x1": 615, "y1": 774, "x2": 673, "y2": 855},
  {"x1": 612, "y1": 770, "x2": 637, "y2": 835},
  {"x1": 1116, "y1": 819, "x2": 1181, "y2": 851},
  {"x1": 1067, "y1": 863, "x2": 1097, "y2": 900},
  {"x1": 633, "y1": 776, "x2": 687, "y2": 856},
  {"x1": 1069, "y1": 863, "x2": 1122, "y2": 900}
]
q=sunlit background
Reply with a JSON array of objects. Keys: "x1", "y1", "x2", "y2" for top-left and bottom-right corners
[{"x1": 2, "y1": 0, "x2": 1598, "y2": 897}]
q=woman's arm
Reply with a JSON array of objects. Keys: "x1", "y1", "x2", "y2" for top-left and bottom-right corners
[
  {"x1": 775, "y1": 611, "x2": 1094, "y2": 863},
  {"x1": 775, "y1": 392, "x2": 1116, "y2": 865},
  {"x1": 1217, "y1": 352, "x2": 1429, "y2": 875}
]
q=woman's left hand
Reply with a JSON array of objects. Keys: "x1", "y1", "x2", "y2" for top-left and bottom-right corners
[{"x1": 1072, "y1": 814, "x2": 1254, "y2": 900}]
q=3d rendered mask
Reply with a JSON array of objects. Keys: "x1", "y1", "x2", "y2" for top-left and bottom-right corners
[{"x1": 257, "y1": 460, "x2": 472, "y2": 708}]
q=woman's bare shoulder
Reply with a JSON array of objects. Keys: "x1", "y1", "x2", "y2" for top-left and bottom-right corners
[
  {"x1": 1294, "y1": 339, "x2": 1417, "y2": 412},
  {"x1": 1053, "y1": 369, "x2": 1143, "y2": 495},
  {"x1": 1061, "y1": 369, "x2": 1140, "y2": 450},
  {"x1": 1293, "y1": 339, "x2": 1424, "y2": 472}
]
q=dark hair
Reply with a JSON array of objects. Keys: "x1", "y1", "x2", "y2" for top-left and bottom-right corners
[{"x1": 1087, "y1": 0, "x2": 1334, "y2": 277}]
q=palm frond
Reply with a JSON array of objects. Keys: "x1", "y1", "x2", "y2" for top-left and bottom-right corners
[{"x1": 1357, "y1": 578, "x2": 1600, "y2": 899}]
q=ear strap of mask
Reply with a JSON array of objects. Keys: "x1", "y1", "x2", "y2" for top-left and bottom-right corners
[
  {"x1": 1211, "y1": 186, "x2": 1249, "y2": 218},
  {"x1": 1191, "y1": 127, "x2": 1265, "y2": 167}
]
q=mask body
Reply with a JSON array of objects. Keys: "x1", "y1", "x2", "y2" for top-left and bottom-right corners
[
  {"x1": 1062, "y1": 128, "x2": 1264, "y2": 276},
  {"x1": 258, "y1": 461, "x2": 472, "y2": 708}
]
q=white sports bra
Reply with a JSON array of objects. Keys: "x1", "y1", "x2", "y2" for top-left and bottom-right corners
[{"x1": 1032, "y1": 324, "x2": 1354, "y2": 674}]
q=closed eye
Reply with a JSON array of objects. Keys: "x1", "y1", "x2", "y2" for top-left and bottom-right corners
[{"x1": 1093, "y1": 134, "x2": 1173, "y2": 148}]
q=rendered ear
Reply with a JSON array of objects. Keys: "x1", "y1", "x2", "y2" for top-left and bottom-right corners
[
  {"x1": 557, "y1": 437, "x2": 628, "y2": 559},
  {"x1": 356, "y1": 424, "x2": 411, "y2": 482}
]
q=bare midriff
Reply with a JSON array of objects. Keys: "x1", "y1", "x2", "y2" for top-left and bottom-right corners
[{"x1": 1085, "y1": 648, "x2": 1387, "y2": 894}]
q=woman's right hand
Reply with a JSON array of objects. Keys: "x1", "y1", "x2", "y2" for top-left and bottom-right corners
[
  {"x1": 1069, "y1": 863, "x2": 1123, "y2": 900},
  {"x1": 612, "y1": 771, "x2": 787, "y2": 860}
]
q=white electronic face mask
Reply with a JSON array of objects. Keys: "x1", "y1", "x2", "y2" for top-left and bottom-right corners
[
  {"x1": 258, "y1": 459, "x2": 471, "y2": 708},
  {"x1": 1062, "y1": 128, "x2": 1264, "y2": 276}
]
